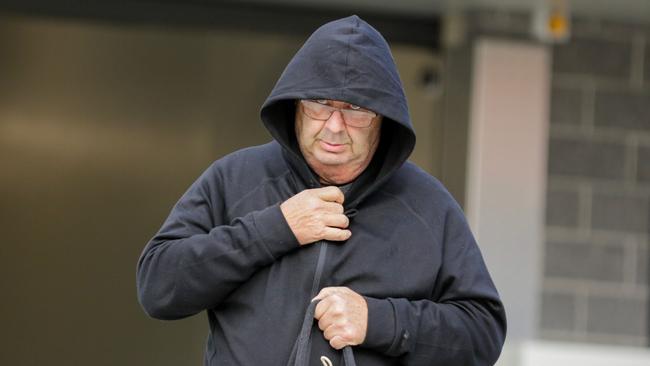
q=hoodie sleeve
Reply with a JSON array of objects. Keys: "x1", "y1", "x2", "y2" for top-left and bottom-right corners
[
  {"x1": 361, "y1": 204, "x2": 507, "y2": 365},
  {"x1": 136, "y1": 163, "x2": 299, "y2": 320}
]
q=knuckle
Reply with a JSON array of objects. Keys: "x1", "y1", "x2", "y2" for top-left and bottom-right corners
[
  {"x1": 335, "y1": 319, "x2": 347, "y2": 330},
  {"x1": 307, "y1": 199, "x2": 320, "y2": 210},
  {"x1": 336, "y1": 328, "x2": 347, "y2": 341},
  {"x1": 342, "y1": 327, "x2": 355, "y2": 340},
  {"x1": 333, "y1": 303, "x2": 345, "y2": 314}
]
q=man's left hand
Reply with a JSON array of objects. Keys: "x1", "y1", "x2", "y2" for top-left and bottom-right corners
[{"x1": 312, "y1": 287, "x2": 368, "y2": 350}]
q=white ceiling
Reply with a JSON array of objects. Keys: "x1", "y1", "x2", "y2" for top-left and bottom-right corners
[{"x1": 256, "y1": 0, "x2": 650, "y2": 24}]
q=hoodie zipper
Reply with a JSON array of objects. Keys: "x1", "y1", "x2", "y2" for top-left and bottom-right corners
[
  {"x1": 309, "y1": 241, "x2": 328, "y2": 298},
  {"x1": 309, "y1": 208, "x2": 358, "y2": 298},
  {"x1": 298, "y1": 241, "x2": 326, "y2": 366}
]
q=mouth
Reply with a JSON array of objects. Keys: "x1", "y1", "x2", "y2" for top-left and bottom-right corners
[{"x1": 318, "y1": 140, "x2": 347, "y2": 153}]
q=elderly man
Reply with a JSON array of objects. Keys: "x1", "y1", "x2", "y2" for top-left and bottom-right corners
[{"x1": 137, "y1": 15, "x2": 506, "y2": 366}]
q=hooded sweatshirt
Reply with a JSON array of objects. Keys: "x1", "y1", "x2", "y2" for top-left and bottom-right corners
[{"x1": 137, "y1": 15, "x2": 506, "y2": 366}]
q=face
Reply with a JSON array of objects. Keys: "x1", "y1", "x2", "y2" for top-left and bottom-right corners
[{"x1": 295, "y1": 99, "x2": 382, "y2": 185}]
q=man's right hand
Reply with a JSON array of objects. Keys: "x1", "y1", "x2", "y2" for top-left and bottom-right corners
[{"x1": 280, "y1": 186, "x2": 351, "y2": 245}]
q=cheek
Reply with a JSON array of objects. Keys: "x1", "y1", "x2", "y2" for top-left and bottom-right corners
[
  {"x1": 301, "y1": 125, "x2": 319, "y2": 144},
  {"x1": 369, "y1": 129, "x2": 381, "y2": 148},
  {"x1": 297, "y1": 124, "x2": 323, "y2": 155},
  {"x1": 349, "y1": 134, "x2": 366, "y2": 156},
  {"x1": 295, "y1": 117, "x2": 313, "y2": 145},
  {"x1": 355, "y1": 130, "x2": 380, "y2": 155}
]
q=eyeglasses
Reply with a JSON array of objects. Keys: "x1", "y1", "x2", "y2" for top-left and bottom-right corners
[{"x1": 299, "y1": 99, "x2": 378, "y2": 128}]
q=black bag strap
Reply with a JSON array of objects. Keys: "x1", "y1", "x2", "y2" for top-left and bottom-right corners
[{"x1": 288, "y1": 300, "x2": 357, "y2": 366}]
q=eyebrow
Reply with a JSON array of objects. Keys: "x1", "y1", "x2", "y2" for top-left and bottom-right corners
[{"x1": 323, "y1": 100, "x2": 370, "y2": 112}]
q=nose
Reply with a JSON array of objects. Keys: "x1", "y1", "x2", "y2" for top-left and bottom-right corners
[{"x1": 323, "y1": 110, "x2": 346, "y2": 133}]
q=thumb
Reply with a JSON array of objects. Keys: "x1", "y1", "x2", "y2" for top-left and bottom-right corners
[{"x1": 315, "y1": 186, "x2": 345, "y2": 204}]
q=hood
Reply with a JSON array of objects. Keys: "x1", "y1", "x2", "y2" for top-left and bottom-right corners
[{"x1": 260, "y1": 15, "x2": 416, "y2": 208}]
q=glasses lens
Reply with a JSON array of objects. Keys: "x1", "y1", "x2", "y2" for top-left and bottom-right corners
[
  {"x1": 300, "y1": 100, "x2": 376, "y2": 127},
  {"x1": 301, "y1": 100, "x2": 331, "y2": 120},
  {"x1": 341, "y1": 110, "x2": 374, "y2": 127}
]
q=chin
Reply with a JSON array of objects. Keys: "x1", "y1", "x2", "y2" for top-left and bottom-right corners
[{"x1": 313, "y1": 153, "x2": 351, "y2": 167}]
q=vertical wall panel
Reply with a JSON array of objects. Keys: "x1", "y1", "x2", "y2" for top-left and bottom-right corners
[{"x1": 466, "y1": 38, "x2": 550, "y2": 341}]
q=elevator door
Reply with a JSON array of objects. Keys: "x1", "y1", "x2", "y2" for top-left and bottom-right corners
[{"x1": 0, "y1": 14, "x2": 442, "y2": 366}]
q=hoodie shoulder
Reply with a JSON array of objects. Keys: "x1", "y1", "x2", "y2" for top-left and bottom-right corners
[
  {"x1": 205, "y1": 141, "x2": 288, "y2": 188},
  {"x1": 217, "y1": 141, "x2": 283, "y2": 167},
  {"x1": 382, "y1": 161, "x2": 462, "y2": 214}
]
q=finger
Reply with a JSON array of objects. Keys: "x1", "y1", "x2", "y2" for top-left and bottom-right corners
[
  {"x1": 321, "y1": 227, "x2": 351, "y2": 242},
  {"x1": 323, "y1": 321, "x2": 346, "y2": 341},
  {"x1": 318, "y1": 314, "x2": 331, "y2": 331},
  {"x1": 315, "y1": 186, "x2": 345, "y2": 204},
  {"x1": 323, "y1": 214, "x2": 349, "y2": 229},
  {"x1": 312, "y1": 287, "x2": 333, "y2": 302},
  {"x1": 322, "y1": 201, "x2": 344, "y2": 214},
  {"x1": 313, "y1": 287, "x2": 347, "y2": 303},
  {"x1": 313, "y1": 295, "x2": 333, "y2": 320},
  {"x1": 329, "y1": 335, "x2": 347, "y2": 350},
  {"x1": 318, "y1": 307, "x2": 341, "y2": 332}
]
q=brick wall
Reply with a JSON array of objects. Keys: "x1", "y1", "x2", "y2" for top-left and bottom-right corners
[{"x1": 457, "y1": 10, "x2": 650, "y2": 346}]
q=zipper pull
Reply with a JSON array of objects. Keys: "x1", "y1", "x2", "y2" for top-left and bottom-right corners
[{"x1": 320, "y1": 356, "x2": 333, "y2": 366}]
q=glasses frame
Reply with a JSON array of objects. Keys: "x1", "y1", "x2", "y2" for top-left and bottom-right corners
[{"x1": 299, "y1": 99, "x2": 378, "y2": 128}]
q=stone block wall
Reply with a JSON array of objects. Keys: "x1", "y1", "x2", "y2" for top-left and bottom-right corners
[
  {"x1": 459, "y1": 10, "x2": 650, "y2": 346},
  {"x1": 543, "y1": 18, "x2": 649, "y2": 346}
]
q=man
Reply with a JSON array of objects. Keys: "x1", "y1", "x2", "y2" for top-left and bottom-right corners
[{"x1": 137, "y1": 15, "x2": 506, "y2": 366}]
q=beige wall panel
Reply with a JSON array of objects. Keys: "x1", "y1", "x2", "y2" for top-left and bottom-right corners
[{"x1": 0, "y1": 15, "x2": 442, "y2": 365}]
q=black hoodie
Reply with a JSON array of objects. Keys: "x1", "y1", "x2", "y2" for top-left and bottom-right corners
[{"x1": 137, "y1": 15, "x2": 506, "y2": 366}]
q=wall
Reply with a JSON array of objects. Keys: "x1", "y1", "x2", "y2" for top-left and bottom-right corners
[
  {"x1": 543, "y1": 16, "x2": 650, "y2": 346},
  {"x1": 466, "y1": 38, "x2": 549, "y2": 341},
  {"x1": 447, "y1": 8, "x2": 650, "y2": 348},
  {"x1": 0, "y1": 14, "x2": 297, "y2": 366},
  {"x1": 0, "y1": 13, "x2": 443, "y2": 365}
]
